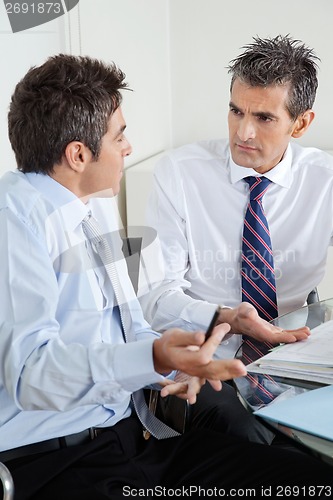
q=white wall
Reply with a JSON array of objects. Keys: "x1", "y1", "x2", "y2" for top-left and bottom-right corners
[
  {"x1": 0, "y1": 3, "x2": 67, "y2": 173},
  {"x1": 168, "y1": 0, "x2": 333, "y2": 150},
  {"x1": 76, "y1": 0, "x2": 171, "y2": 169}
]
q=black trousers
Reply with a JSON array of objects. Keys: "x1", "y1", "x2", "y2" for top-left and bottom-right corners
[
  {"x1": 3, "y1": 415, "x2": 333, "y2": 500},
  {"x1": 188, "y1": 381, "x2": 275, "y2": 444}
]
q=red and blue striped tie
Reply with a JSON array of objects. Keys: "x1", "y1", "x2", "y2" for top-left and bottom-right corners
[
  {"x1": 241, "y1": 176, "x2": 278, "y2": 321},
  {"x1": 241, "y1": 177, "x2": 279, "y2": 405}
]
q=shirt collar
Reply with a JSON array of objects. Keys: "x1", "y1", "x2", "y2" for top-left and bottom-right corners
[
  {"x1": 229, "y1": 143, "x2": 293, "y2": 188},
  {"x1": 25, "y1": 173, "x2": 90, "y2": 232}
]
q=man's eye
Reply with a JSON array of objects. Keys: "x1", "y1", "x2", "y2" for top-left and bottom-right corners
[
  {"x1": 230, "y1": 108, "x2": 241, "y2": 115},
  {"x1": 258, "y1": 115, "x2": 272, "y2": 122}
]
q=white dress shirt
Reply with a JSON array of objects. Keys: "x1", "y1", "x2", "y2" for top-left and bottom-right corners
[
  {"x1": 139, "y1": 139, "x2": 333, "y2": 358},
  {"x1": 0, "y1": 171, "x2": 167, "y2": 451}
]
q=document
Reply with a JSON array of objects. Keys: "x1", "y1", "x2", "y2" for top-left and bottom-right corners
[
  {"x1": 246, "y1": 320, "x2": 333, "y2": 384},
  {"x1": 254, "y1": 385, "x2": 333, "y2": 441}
]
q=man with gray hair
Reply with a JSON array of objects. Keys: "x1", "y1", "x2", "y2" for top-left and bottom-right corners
[{"x1": 140, "y1": 34, "x2": 333, "y2": 439}]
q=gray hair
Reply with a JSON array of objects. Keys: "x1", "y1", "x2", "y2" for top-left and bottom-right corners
[{"x1": 227, "y1": 35, "x2": 320, "y2": 120}]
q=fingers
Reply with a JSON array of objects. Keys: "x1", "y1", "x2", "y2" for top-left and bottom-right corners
[
  {"x1": 160, "y1": 382, "x2": 188, "y2": 398},
  {"x1": 158, "y1": 378, "x2": 176, "y2": 388},
  {"x1": 207, "y1": 379, "x2": 223, "y2": 391},
  {"x1": 183, "y1": 358, "x2": 246, "y2": 382},
  {"x1": 153, "y1": 327, "x2": 247, "y2": 380},
  {"x1": 160, "y1": 379, "x2": 203, "y2": 404},
  {"x1": 174, "y1": 371, "x2": 191, "y2": 383},
  {"x1": 174, "y1": 338, "x2": 221, "y2": 372},
  {"x1": 212, "y1": 322, "x2": 231, "y2": 339},
  {"x1": 270, "y1": 326, "x2": 310, "y2": 344},
  {"x1": 212, "y1": 359, "x2": 247, "y2": 381},
  {"x1": 289, "y1": 326, "x2": 311, "y2": 339}
]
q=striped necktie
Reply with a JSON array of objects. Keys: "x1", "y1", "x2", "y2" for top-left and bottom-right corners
[
  {"x1": 240, "y1": 177, "x2": 278, "y2": 405},
  {"x1": 241, "y1": 176, "x2": 278, "y2": 321},
  {"x1": 82, "y1": 214, "x2": 180, "y2": 439}
]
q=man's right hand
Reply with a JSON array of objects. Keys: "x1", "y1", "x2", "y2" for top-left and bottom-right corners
[{"x1": 153, "y1": 324, "x2": 247, "y2": 382}]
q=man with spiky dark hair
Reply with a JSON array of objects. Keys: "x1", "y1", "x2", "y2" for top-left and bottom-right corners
[
  {"x1": 141, "y1": 34, "x2": 333, "y2": 439},
  {"x1": 142, "y1": 33, "x2": 329, "y2": 354}
]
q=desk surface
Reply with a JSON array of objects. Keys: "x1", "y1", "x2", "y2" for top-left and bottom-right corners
[{"x1": 234, "y1": 299, "x2": 333, "y2": 466}]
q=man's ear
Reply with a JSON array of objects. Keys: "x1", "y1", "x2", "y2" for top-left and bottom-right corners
[
  {"x1": 291, "y1": 110, "x2": 315, "y2": 138},
  {"x1": 64, "y1": 142, "x2": 91, "y2": 173}
]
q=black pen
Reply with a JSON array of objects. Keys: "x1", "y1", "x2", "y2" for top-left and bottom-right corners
[{"x1": 205, "y1": 305, "x2": 223, "y2": 340}]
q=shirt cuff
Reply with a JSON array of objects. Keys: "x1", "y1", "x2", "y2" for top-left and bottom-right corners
[
  {"x1": 188, "y1": 302, "x2": 231, "y2": 331},
  {"x1": 113, "y1": 339, "x2": 166, "y2": 392}
]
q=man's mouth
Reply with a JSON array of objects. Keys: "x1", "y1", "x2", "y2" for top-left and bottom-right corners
[{"x1": 236, "y1": 143, "x2": 257, "y2": 152}]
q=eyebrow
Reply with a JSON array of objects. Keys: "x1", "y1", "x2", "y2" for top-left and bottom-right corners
[
  {"x1": 229, "y1": 101, "x2": 279, "y2": 120},
  {"x1": 113, "y1": 125, "x2": 127, "y2": 139}
]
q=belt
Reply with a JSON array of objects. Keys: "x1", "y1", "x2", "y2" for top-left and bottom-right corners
[{"x1": 0, "y1": 427, "x2": 110, "y2": 463}]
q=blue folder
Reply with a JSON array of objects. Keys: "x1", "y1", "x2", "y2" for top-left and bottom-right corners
[{"x1": 254, "y1": 385, "x2": 333, "y2": 441}]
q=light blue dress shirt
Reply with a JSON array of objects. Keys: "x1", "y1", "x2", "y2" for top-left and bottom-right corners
[{"x1": 0, "y1": 171, "x2": 166, "y2": 451}]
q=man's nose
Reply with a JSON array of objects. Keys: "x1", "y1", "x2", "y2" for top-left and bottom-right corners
[
  {"x1": 237, "y1": 118, "x2": 256, "y2": 142},
  {"x1": 123, "y1": 139, "x2": 132, "y2": 157}
]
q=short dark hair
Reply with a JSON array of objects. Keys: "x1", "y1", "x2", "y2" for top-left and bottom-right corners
[
  {"x1": 227, "y1": 35, "x2": 320, "y2": 120},
  {"x1": 8, "y1": 54, "x2": 129, "y2": 174}
]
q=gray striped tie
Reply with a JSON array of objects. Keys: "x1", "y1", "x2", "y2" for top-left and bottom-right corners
[{"x1": 82, "y1": 214, "x2": 180, "y2": 439}]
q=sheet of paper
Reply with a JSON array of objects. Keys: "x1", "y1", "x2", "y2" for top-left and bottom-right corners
[
  {"x1": 247, "y1": 320, "x2": 333, "y2": 383},
  {"x1": 245, "y1": 362, "x2": 333, "y2": 385},
  {"x1": 254, "y1": 385, "x2": 333, "y2": 441},
  {"x1": 260, "y1": 320, "x2": 333, "y2": 365}
]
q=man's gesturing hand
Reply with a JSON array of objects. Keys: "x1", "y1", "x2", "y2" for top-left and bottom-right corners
[{"x1": 153, "y1": 323, "x2": 247, "y2": 382}]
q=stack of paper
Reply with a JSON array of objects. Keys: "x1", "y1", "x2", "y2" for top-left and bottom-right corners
[
  {"x1": 246, "y1": 320, "x2": 333, "y2": 385},
  {"x1": 254, "y1": 385, "x2": 333, "y2": 441}
]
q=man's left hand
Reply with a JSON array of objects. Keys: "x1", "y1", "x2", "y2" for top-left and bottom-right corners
[
  {"x1": 219, "y1": 302, "x2": 310, "y2": 344},
  {"x1": 159, "y1": 371, "x2": 222, "y2": 404}
]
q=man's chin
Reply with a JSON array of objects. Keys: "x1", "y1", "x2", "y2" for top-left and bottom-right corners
[{"x1": 230, "y1": 150, "x2": 257, "y2": 169}]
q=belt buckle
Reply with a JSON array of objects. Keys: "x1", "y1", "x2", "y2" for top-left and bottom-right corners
[{"x1": 143, "y1": 429, "x2": 151, "y2": 440}]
